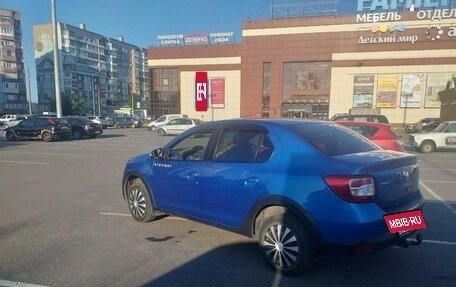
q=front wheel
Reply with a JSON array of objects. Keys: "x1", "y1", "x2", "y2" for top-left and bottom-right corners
[
  {"x1": 157, "y1": 129, "x2": 166, "y2": 136},
  {"x1": 42, "y1": 131, "x2": 52, "y2": 142},
  {"x1": 419, "y1": 141, "x2": 435, "y2": 154},
  {"x1": 259, "y1": 214, "x2": 314, "y2": 276},
  {"x1": 5, "y1": 131, "x2": 16, "y2": 141},
  {"x1": 126, "y1": 179, "x2": 157, "y2": 222}
]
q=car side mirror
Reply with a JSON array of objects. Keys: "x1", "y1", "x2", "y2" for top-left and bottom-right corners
[{"x1": 150, "y1": 148, "x2": 163, "y2": 160}]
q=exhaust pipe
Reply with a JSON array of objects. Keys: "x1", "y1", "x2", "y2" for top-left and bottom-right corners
[{"x1": 398, "y1": 233, "x2": 423, "y2": 248}]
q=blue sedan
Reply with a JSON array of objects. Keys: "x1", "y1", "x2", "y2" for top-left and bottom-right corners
[{"x1": 122, "y1": 119, "x2": 425, "y2": 275}]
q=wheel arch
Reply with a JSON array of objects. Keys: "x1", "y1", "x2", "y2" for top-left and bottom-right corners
[
  {"x1": 122, "y1": 172, "x2": 155, "y2": 206},
  {"x1": 245, "y1": 196, "x2": 323, "y2": 248}
]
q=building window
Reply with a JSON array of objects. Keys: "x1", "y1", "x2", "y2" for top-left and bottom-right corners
[
  {"x1": 282, "y1": 62, "x2": 331, "y2": 120},
  {"x1": 262, "y1": 62, "x2": 271, "y2": 118},
  {"x1": 150, "y1": 68, "x2": 180, "y2": 119}
]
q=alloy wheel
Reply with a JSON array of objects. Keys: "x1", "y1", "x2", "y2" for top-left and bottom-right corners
[
  {"x1": 262, "y1": 224, "x2": 300, "y2": 269},
  {"x1": 128, "y1": 186, "x2": 147, "y2": 219}
]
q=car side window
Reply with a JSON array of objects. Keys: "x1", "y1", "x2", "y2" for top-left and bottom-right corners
[
  {"x1": 445, "y1": 123, "x2": 456, "y2": 133},
  {"x1": 20, "y1": 118, "x2": 34, "y2": 127},
  {"x1": 215, "y1": 130, "x2": 269, "y2": 163},
  {"x1": 167, "y1": 130, "x2": 213, "y2": 161}
]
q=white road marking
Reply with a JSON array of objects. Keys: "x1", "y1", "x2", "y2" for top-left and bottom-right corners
[
  {"x1": 0, "y1": 151, "x2": 89, "y2": 157},
  {"x1": 422, "y1": 239, "x2": 456, "y2": 246},
  {"x1": 421, "y1": 180, "x2": 456, "y2": 184},
  {"x1": 0, "y1": 279, "x2": 50, "y2": 287},
  {"x1": 99, "y1": 212, "x2": 187, "y2": 220},
  {"x1": 0, "y1": 160, "x2": 49, "y2": 165},
  {"x1": 420, "y1": 181, "x2": 456, "y2": 217}
]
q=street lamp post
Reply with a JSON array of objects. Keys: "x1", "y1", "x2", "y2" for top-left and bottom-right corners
[{"x1": 22, "y1": 60, "x2": 33, "y2": 115}]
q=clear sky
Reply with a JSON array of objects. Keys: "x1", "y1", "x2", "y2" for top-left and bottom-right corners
[{"x1": 1, "y1": 0, "x2": 357, "y2": 101}]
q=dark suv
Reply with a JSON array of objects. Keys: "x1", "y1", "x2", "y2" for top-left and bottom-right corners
[
  {"x1": 4, "y1": 116, "x2": 71, "y2": 142},
  {"x1": 329, "y1": 114, "x2": 389, "y2": 123},
  {"x1": 64, "y1": 116, "x2": 103, "y2": 139}
]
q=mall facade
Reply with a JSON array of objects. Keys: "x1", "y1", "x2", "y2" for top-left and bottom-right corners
[{"x1": 148, "y1": 8, "x2": 456, "y2": 124}]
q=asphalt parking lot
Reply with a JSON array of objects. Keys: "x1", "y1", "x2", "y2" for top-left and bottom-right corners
[{"x1": 0, "y1": 127, "x2": 455, "y2": 287}]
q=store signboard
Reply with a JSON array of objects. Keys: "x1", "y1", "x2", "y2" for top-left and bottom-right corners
[
  {"x1": 210, "y1": 78, "x2": 225, "y2": 108},
  {"x1": 195, "y1": 72, "x2": 208, "y2": 112},
  {"x1": 401, "y1": 74, "x2": 424, "y2": 108},
  {"x1": 353, "y1": 75, "x2": 374, "y2": 108},
  {"x1": 425, "y1": 74, "x2": 449, "y2": 107},
  {"x1": 377, "y1": 75, "x2": 399, "y2": 108}
]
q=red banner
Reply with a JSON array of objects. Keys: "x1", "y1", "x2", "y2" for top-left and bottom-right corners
[
  {"x1": 384, "y1": 210, "x2": 427, "y2": 234},
  {"x1": 210, "y1": 78, "x2": 225, "y2": 108},
  {"x1": 195, "y1": 72, "x2": 208, "y2": 111}
]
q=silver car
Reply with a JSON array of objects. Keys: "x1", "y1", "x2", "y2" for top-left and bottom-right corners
[{"x1": 156, "y1": 118, "x2": 200, "y2": 136}]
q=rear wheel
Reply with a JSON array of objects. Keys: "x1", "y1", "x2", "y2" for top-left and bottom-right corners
[
  {"x1": 73, "y1": 129, "x2": 82, "y2": 140},
  {"x1": 42, "y1": 131, "x2": 52, "y2": 142},
  {"x1": 419, "y1": 141, "x2": 435, "y2": 154},
  {"x1": 157, "y1": 128, "x2": 166, "y2": 136},
  {"x1": 5, "y1": 131, "x2": 16, "y2": 141},
  {"x1": 259, "y1": 214, "x2": 314, "y2": 275},
  {"x1": 126, "y1": 179, "x2": 157, "y2": 222}
]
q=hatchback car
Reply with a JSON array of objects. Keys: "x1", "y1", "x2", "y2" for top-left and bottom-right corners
[
  {"x1": 64, "y1": 116, "x2": 103, "y2": 139},
  {"x1": 4, "y1": 116, "x2": 71, "y2": 142},
  {"x1": 122, "y1": 119, "x2": 425, "y2": 275},
  {"x1": 156, "y1": 118, "x2": 200, "y2": 136},
  {"x1": 337, "y1": 121, "x2": 405, "y2": 152},
  {"x1": 329, "y1": 114, "x2": 389, "y2": 123}
]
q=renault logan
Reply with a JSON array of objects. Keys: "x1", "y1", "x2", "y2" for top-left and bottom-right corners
[{"x1": 122, "y1": 119, "x2": 425, "y2": 275}]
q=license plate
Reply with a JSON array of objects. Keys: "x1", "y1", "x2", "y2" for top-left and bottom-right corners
[
  {"x1": 95, "y1": 131, "x2": 101, "y2": 134},
  {"x1": 384, "y1": 209, "x2": 426, "y2": 234}
]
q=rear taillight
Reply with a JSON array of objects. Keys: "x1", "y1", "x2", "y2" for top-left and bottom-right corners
[{"x1": 324, "y1": 176, "x2": 375, "y2": 202}]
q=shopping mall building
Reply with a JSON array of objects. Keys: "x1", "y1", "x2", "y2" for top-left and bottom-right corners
[{"x1": 148, "y1": 4, "x2": 456, "y2": 124}]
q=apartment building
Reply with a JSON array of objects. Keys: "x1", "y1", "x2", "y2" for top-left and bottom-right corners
[
  {"x1": 0, "y1": 9, "x2": 28, "y2": 115},
  {"x1": 33, "y1": 23, "x2": 150, "y2": 116}
]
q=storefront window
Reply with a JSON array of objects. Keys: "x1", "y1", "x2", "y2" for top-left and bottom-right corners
[
  {"x1": 282, "y1": 62, "x2": 331, "y2": 119},
  {"x1": 262, "y1": 62, "x2": 271, "y2": 118},
  {"x1": 150, "y1": 68, "x2": 180, "y2": 119}
]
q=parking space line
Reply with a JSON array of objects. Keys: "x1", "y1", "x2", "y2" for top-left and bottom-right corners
[
  {"x1": 1, "y1": 151, "x2": 90, "y2": 157},
  {"x1": 0, "y1": 160, "x2": 49, "y2": 165},
  {"x1": 422, "y1": 240, "x2": 456, "y2": 246},
  {"x1": 0, "y1": 279, "x2": 50, "y2": 287},
  {"x1": 421, "y1": 180, "x2": 456, "y2": 184},
  {"x1": 99, "y1": 212, "x2": 188, "y2": 220},
  {"x1": 420, "y1": 181, "x2": 456, "y2": 217}
]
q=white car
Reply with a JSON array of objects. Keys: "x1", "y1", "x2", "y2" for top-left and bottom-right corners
[
  {"x1": 0, "y1": 114, "x2": 17, "y2": 126},
  {"x1": 156, "y1": 118, "x2": 200, "y2": 136},
  {"x1": 3, "y1": 115, "x2": 29, "y2": 128},
  {"x1": 409, "y1": 121, "x2": 456, "y2": 153},
  {"x1": 147, "y1": 114, "x2": 187, "y2": 131}
]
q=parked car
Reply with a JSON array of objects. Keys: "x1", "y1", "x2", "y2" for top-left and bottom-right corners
[
  {"x1": 409, "y1": 120, "x2": 456, "y2": 153},
  {"x1": 147, "y1": 114, "x2": 187, "y2": 131},
  {"x1": 122, "y1": 119, "x2": 424, "y2": 275},
  {"x1": 0, "y1": 114, "x2": 17, "y2": 126},
  {"x1": 156, "y1": 118, "x2": 200, "y2": 136},
  {"x1": 404, "y1": 117, "x2": 440, "y2": 133},
  {"x1": 4, "y1": 116, "x2": 71, "y2": 142},
  {"x1": 84, "y1": 116, "x2": 112, "y2": 129},
  {"x1": 3, "y1": 115, "x2": 29, "y2": 129},
  {"x1": 337, "y1": 121, "x2": 405, "y2": 152},
  {"x1": 112, "y1": 116, "x2": 142, "y2": 128},
  {"x1": 64, "y1": 116, "x2": 103, "y2": 139},
  {"x1": 329, "y1": 113, "x2": 389, "y2": 123}
]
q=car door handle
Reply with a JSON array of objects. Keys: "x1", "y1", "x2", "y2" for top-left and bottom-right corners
[
  {"x1": 186, "y1": 171, "x2": 198, "y2": 181},
  {"x1": 244, "y1": 177, "x2": 259, "y2": 187}
]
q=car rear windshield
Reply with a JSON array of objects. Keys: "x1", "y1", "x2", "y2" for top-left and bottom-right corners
[{"x1": 291, "y1": 123, "x2": 378, "y2": 156}]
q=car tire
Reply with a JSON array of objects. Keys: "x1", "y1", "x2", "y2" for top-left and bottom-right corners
[
  {"x1": 73, "y1": 129, "x2": 82, "y2": 140},
  {"x1": 259, "y1": 213, "x2": 314, "y2": 276},
  {"x1": 157, "y1": 129, "x2": 166, "y2": 136},
  {"x1": 419, "y1": 141, "x2": 435, "y2": 154},
  {"x1": 126, "y1": 179, "x2": 157, "y2": 223},
  {"x1": 42, "y1": 131, "x2": 52, "y2": 142},
  {"x1": 5, "y1": 131, "x2": 16, "y2": 141}
]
